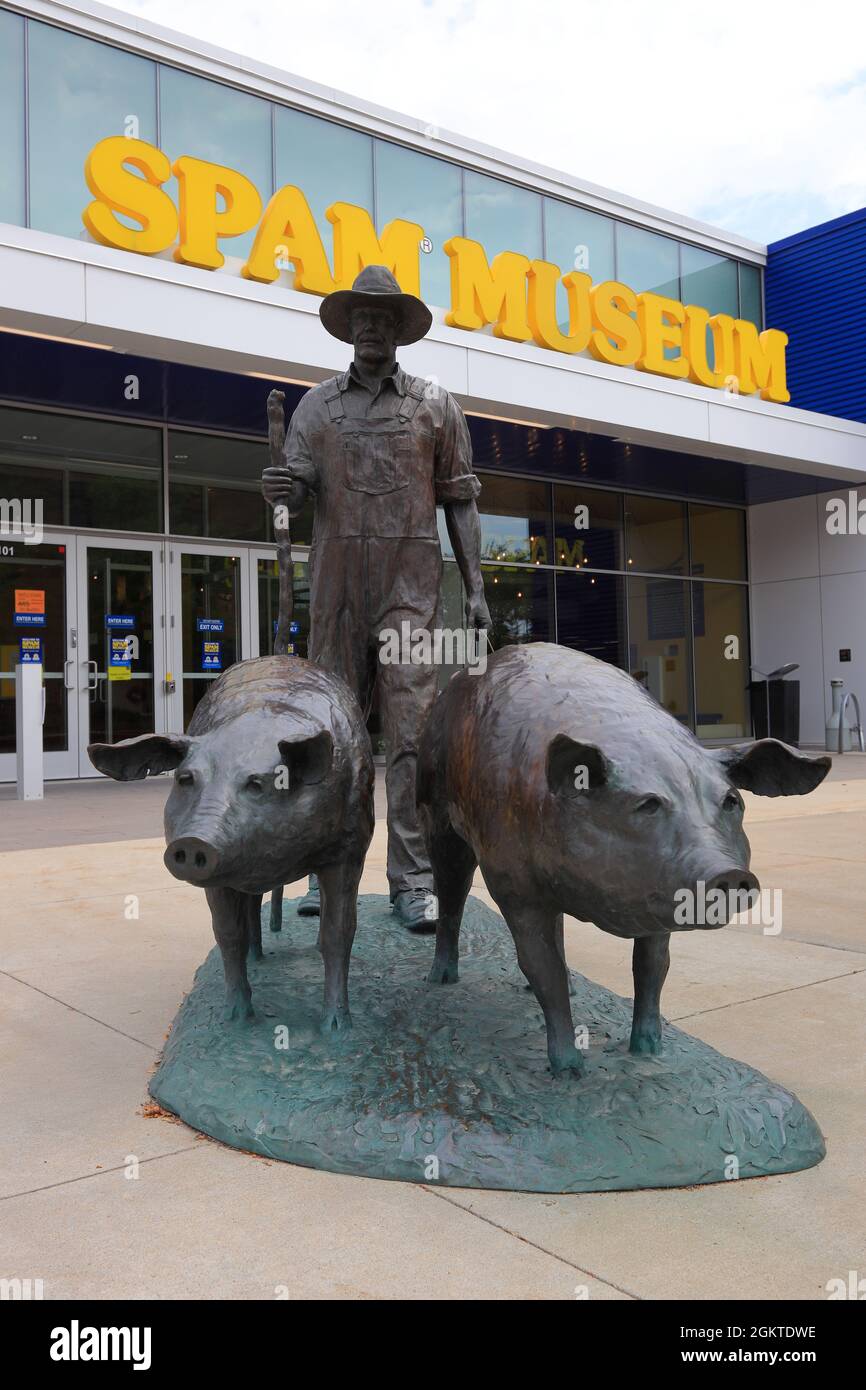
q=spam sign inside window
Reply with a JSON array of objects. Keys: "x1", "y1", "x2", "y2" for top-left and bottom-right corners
[
  {"x1": 108, "y1": 635, "x2": 133, "y2": 682},
  {"x1": 201, "y1": 640, "x2": 222, "y2": 671},
  {"x1": 18, "y1": 635, "x2": 43, "y2": 665}
]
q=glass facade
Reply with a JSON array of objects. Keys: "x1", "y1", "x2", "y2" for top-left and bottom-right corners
[
  {"x1": 0, "y1": 5, "x2": 763, "y2": 326},
  {"x1": 0, "y1": 405, "x2": 163, "y2": 532},
  {"x1": 0, "y1": 389, "x2": 752, "y2": 741}
]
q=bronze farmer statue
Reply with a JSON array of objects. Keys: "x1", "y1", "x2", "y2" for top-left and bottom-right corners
[{"x1": 262, "y1": 265, "x2": 491, "y2": 929}]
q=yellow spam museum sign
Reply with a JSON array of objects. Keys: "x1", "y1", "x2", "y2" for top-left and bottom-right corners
[{"x1": 82, "y1": 136, "x2": 789, "y2": 403}]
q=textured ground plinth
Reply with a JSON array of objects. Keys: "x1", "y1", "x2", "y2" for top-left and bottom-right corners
[{"x1": 150, "y1": 895, "x2": 826, "y2": 1193}]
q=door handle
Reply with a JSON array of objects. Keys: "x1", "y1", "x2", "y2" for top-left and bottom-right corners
[
  {"x1": 85, "y1": 659, "x2": 97, "y2": 692},
  {"x1": 64, "y1": 660, "x2": 75, "y2": 690}
]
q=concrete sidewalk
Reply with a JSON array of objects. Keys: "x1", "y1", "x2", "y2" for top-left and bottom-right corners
[{"x1": 1, "y1": 762, "x2": 864, "y2": 1300}]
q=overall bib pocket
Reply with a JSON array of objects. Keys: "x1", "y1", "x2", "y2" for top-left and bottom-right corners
[{"x1": 343, "y1": 428, "x2": 413, "y2": 495}]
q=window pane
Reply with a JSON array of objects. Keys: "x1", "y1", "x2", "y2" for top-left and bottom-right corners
[
  {"x1": 483, "y1": 564, "x2": 553, "y2": 648},
  {"x1": 680, "y1": 245, "x2": 739, "y2": 373},
  {"x1": 689, "y1": 504, "x2": 746, "y2": 581},
  {"x1": 543, "y1": 196, "x2": 616, "y2": 344},
  {"x1": 680, "y1": 245, "x2": 738, "y2": 316},
  {"x1": 556, "y1": 570, "x2": 626, "y2": 668},
  {"x1": 85, "y1": 547, "x2": 157, "y2": 746},
  {"x1": 449, "y1": 472, "x2": 550, "y2": 565},
  {"x1": 275, "y1": 106, "x2": 372, "y2": 231},
  {"x1": 29, "y1": 22, "x2": 157, "y2": 239},
  {"x1": 627, "y1": 575, "x2": 693, "y2": 725},
  {"x1": 544, "y1": 199, "x2": 614, "y2": 284},
  {"x1": 375, "y1": 140, "x2": 461, "y2": 308},
  {"x1": 168, "y1": 432, "x2": 270, "y2": 543},
  {"x1": 0, "y1": 9, "x2": 25, "y2": 225},
  {"x1": 553, "y1": 484, "x2": 623, "y2": 571},
  {"x1": 464, "y1": 170, "x2": 542, "y2": 260},
  {"x1": 739, "y1": 263, "x2": 763, "y2": 328},
  {"x1": 624, "y1": 495, "x2": 687, "y2": 575},
  {"x1": 179, "y1": 552, "x2": 241, "y2": 727},
  {"x1": 159, "y1": 65, "x2": 271, "y2": 259},
  {"x1": 257, "y1": 557, "x2": 310, "y2": 658},
  {"x1": 694, "y1": 582, "x2": 749, "y2": 739},
  {"x1": 616, "y1": 223, "x2": 679, "y2": 299},
  {"x1": 0, "y1": 405, "x2": 162, "y2": 531}
]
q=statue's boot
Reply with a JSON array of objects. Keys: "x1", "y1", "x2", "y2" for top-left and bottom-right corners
[
  {"x1": 297, "y1": 874, "x2": 321, "y2": 917},
  {"x1": 392, "y1": 888, "x2": 438, "y2": 933}
]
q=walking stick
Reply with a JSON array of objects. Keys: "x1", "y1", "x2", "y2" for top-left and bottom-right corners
[
  {"x1": 267, "y1": 388, "x2": 293, "y2": 656},
  {"x1": 267, "y1": 388, "x2": 291, "y2": 933}
]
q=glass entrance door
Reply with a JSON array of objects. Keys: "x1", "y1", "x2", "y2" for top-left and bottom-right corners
[
  {"x1": 76, "y1": 540, "x2": 166, "y2": 776},
  {"x1": 0, "y1": 533, "x2": 78, "y2": 781},
  {"x1": 166, "y1": 543, "x2": 246, "y2": 731},
  {"x1": 248, "y1": 549, "x2": 310, "y2": 660}
]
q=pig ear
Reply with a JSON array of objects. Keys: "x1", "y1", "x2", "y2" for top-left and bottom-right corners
[
  {"x1": 88, "y1": 733, "x2": 191, "y2": 781},
  {"x1": 278, "y1": 729, "x2": 333, "y2": 786},
  {"x1": 710, "y1": 739, "x2": 830, "y2": 797},
  {"x1": 547, "y1": 734, "x2": 609, "y2": 795}
]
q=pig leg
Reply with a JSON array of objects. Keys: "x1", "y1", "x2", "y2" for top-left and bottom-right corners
[
  {"x1": 206, "y1": 886, "x2": 254, "y2": 1022},
  {"x1": 317, "y1": 858, "x2": 363, "y2": 1034},
  {"x1": 269, "y1": 885, "x2": 284, "y2": 933},
  {"x1": 427, "y1": 824, "x2": 477, "y2": 985},
  {"x1": 629, "y1": 934, "x2": 671, "y2": 1056},
  {"x1": 555, "y1": 914, "x2": 577, "y2": 996},
  {"x1": 502, "y1": 899, "x2": 582, "y2": 1075},
  {"x1": 247, "y1": 893, "x2": 264, "y2": 962}
]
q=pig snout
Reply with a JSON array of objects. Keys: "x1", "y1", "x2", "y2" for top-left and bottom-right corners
[
  {"x1": 705, "y1": 866, "x2": 760, "y2": 901},
  {"x1": 670, "y1": 864, "x2": 760, "y2": 930},
  {"x1": 165, "y1": 836, "x2": 222, "y2": 884}
]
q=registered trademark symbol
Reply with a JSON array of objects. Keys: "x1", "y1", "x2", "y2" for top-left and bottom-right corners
[{"x1": 420, "y1": 237, "x2": 433, "y2": 254}]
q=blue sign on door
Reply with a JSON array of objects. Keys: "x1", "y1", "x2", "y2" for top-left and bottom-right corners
[
  {"x1": 201, "y1": 640, "x2": 222, "y2": 671},
  {"x1": 197, "y1": 618, "x2": 225, "y2": 633},
  {"x1": 14, "y1": 613, "x2": 45, "y2": 627},
  {"x1": 106, "y1": 614, "x2": 135, "y2": 630},
  {"x1": 18, "y1": 635, "x2": 43, "y2": 664}
]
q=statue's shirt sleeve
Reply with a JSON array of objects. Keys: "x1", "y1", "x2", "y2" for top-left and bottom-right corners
[
  {"x1": 283, "y1": 393, "x2": 320, "y2": 493},
  {"x1": 433, "y1": 391, "x2": 481, "y2": 504}
]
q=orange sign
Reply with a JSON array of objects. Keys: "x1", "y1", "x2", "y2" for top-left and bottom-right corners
[{"x1": 15, "y1": 589, "x2": 45, "y2": 615}]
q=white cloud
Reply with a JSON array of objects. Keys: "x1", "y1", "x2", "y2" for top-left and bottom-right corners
[{"x1": 124, "y1": 0, "x2": 866, "y2": 243}]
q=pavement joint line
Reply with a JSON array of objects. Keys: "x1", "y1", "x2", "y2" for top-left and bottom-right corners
[
  {"x1": 0, "y1": 1146, "x2": 204, "y2": 1203},
  {"x1": 2, "y1": 886, "x2": 194, "y2": 907},
  {"x1": 0, "y1": 969, "x2": 160, "y2": 1051},
  {"x1": 420, "y1": 1185, "x2": 641, "y2": 1299},
  {"x1": 670, "y1": 965, "x2": 866, "y2": 1023},
  {"x1": 724, "y1": 927, "x2": 866, "y2": 955}
]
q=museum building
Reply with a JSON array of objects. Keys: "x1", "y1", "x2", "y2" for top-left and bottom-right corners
[{"x1": 1, "y1": 0, "x2": 865, "y2": 781}]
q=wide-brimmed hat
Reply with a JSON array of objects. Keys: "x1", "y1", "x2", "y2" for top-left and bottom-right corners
[{"x1": 319, "y1": 264, "x2": 432, "y2": 346}]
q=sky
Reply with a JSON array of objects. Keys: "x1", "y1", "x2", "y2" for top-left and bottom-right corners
[{"x1": 124, "y1": 0, "x2": 866, "y2": 245}]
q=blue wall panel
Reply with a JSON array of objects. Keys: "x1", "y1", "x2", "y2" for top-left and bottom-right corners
[{"x1": 765, "y1": 207, "x2": 866, "y2": 423}]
